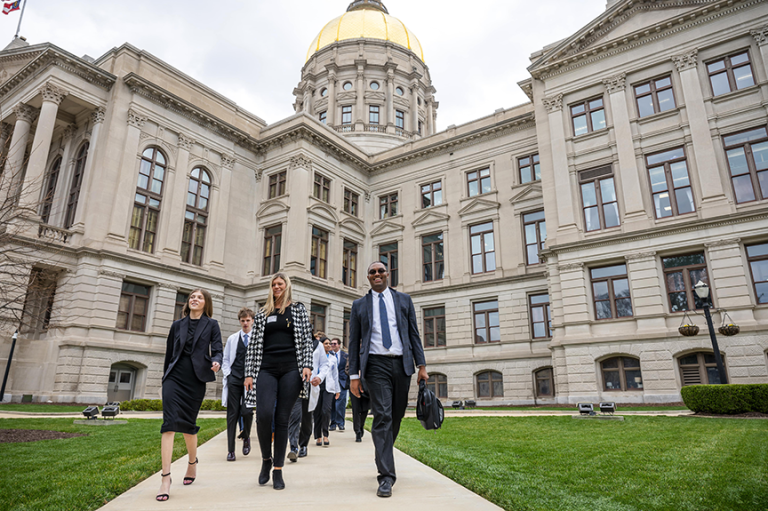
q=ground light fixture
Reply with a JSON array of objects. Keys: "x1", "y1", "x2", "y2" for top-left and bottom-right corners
[
  {"x1": 578, "y1": 403, "x2": 594, "y2": 415},
  {"x1": 599, "y1": 402, "x2": 616, "y2": 414},
  {"x1": 102, "y1": 402, "x2": 120, "y2": 418},
  {"x1": 451, "y1": 401, "x2": 463, "y2": 409},
  {"x1": 82, "y1": 406, "x2": 99, "y2": 419},
  {"x1": 693, "y1": 280, "x2": 729, "y2": 384}
]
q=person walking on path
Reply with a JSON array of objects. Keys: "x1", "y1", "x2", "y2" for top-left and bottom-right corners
[
  {"x1": 349, "y1": 261, "x2": 428, "y2": 498},
  {"x1": 310, "y1": 337, "x2": 339, "y2": 446},
  {"x1": 287, "y1": 333, "x2": 320, "y2": 462},
  {"x1": 221, "y1": 307, "x2": 255, "y2": 461},
  {"x1": 347, "y1": 356, "x2": 370, "y2": 443},
  {"x1": 157, "y1": 289, "x2": 223, "y2": 502},
  {"x1": 329, "y1": 338, "x2": 348, "y2": 432},
  {"x1": 244, "y1": 273, "x2": 313, "y2": 490}
]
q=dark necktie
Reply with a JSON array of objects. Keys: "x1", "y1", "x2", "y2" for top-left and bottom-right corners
[
  {"x1": 379, "y1": 293, "x2": 392, "y2": 350},
  {"x1": 242, "y1": 333, "x2": 249, "y2": 347}
]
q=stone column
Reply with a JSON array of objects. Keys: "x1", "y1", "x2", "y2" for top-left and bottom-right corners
[
  {"x1": 557, "y1": 262, "x2": 589, "y2": 324},
  {"x1": 410, "y1": 82, "x2": 419, "y2": 136},
  {"x1": 107, "y1": 109, "x2": 146, "y2": 243},
  {"x1": 426, "y1": 99, "x2": 434, "y2": 136},
  {"x1": 18, "y1": 83, "x2": 67, "y2": 215},
  {"x1": 282, "y1": 156, "x2": 311, "y2": 271},
  {"x1": 160, "y1": 133, "x2": 193, "y2": 258},
  {"x1": 603, "y1": 73, "x2": 648, "y2": 226},
  {"x1": 72, "y1": 108, "x2": 106, "y2": 233},
  {"x1": 750, "y1": 26, "x2": 768, "y2": 77},
  {"x1": 705, "y1": 239, "x2": 753, "y2": 312},
  {"x1": 49, "y1": 123, "x2": 78, "y2": 227},
  {"x1": 0, "y1": 122, "x2": 11, "y2": 162},
  {"x1": 671, "y1": 50, "x2": 727, "y2": 214},
  {"x1": 624, "y1": 251, "x2": 665, "y2": 330},
  {"x1": 355, "y1": 63, "x2": 365, "y2": 130},
  {"x1": 542, "y1": 94, "x2": 577, "y2": 233},
  {"x1": 327, "y1": 70, "x2": 337, "y2": 125},
  {"x1": 306, "y1": 86, "x2": 314, "y2": 115}
]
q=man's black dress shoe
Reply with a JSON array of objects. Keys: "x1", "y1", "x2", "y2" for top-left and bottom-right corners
[
  {"x1": 298, "y1": 446, "x2": 308, "y2": 458},
  {"x1": 242, "y1": 437, "x2": 251, "y2": 456},
  {"x1": 355, "y1": 434, "x2": 362, "y2": 443},
  {"x1": 377, "y1": 479, "x2": 393, "y2": 498},
  {"x1": 329, "y1": 425, "x2": 336, "y2": 431},
  {"x1": 287, "y1": 448, "x2": 298, "y2": 462},
  {"x1": 227, "y1": 452, "x2": 236, "y2": 462}
]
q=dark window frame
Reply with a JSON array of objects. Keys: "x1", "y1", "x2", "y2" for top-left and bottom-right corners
[
  {"x1": 173, "y1": 291, "x2": 189, "y2": 321},
  {"x1": 379, "y1": 242, "x2": 398, "y2": 287},
  {"x1": 645, "y1": 147, "x2": 696, "y2": 219},
  {"x1": 518, "y1": 153, "x2": 540, "y2": 184},
  {"x1": 379, "y1": 192, "x2": 398, "y2": 219},
  {"x1": 343, "y1": 309, "x2": 351, "y2": 350},
  {"x1": 475, "y1": 370, "x2": 503, "y2": 399},
  {"x1": 633, "y1": 75, "x2": 676, "y2": 117},
  {"x1": 181, "y1": 167, "x2": 211, "y2": 266},
  {"x1": 262, "y1": 224, "x2": 282, "y2": 275},
  {"x1": 395, "y1": 110, "x2": 405, "y2": 129},
  {"x1": 310, "y1": 226, "x2": 329, "y2": 279},
  {"x1": 313, "y1": 173, "x2": 331, "y2": 202},
  {"x1": 319, "y1": 111, "x2": 327, "y2": 124},
  {"x1": 427, "y1": 373, "x2": 448, "y2": 399},
  {"x1": 473, "y1": 299, "x2": 500, "y2": 344},
  {"x1": 341, "y1": 105, "x2": 352, "y2": 125},
  {"x1": 310, "y1": 303, "x2": 326, "y2": 334},
  {"x1": 422, "y1": 232, "x2": 444, "y2": 282},
  {"x1": 590, "y1": 264, "x2": 633, "y2": 320},
  {"x1": 467, "y1": 167, "x2": 491, "y2": 197},
  {"x1": 679, "y1": 351, "x2": 726, "y2": 386},
  {"x1": 707, "y1": 50, "x2": 755, "y2": 97},
  {"x1": 746, "y1": 243, "x2": 768, "y2": 304},
  {"x1": 662, "y1": 253, "x2": 711, "y2": 312},
  {"x1": 129, "y1": 146, "x2": 166, "y2": 253},
  {"x1": 342, "y1": 239, "x2": 358, "y2": 288},
  {"x1": 421, "y1": 180, "x2": 443, "y2": 209},
  {"x1": 423, "y1": 306, "x2": 446, "y2": 348},
  {"x1": 343, "y1": 188, "x2": 359, "y2": 216},
  {"x1": 529, "y1": 293, "x2": 552, "y2": 339},
  {"x1": 268, "y1": 171, "x2": 286, "y2": 199},
  {"x1": 722, "y1": 126, "x2": 768, "y2": 204},
  {"x1": 534, "y1": 367, "x2": 554, "y2": 397},
  {"x1": 570, "y1": 96, "x2": 606, "y2": 136},
  {"x1": 40, "y1": 156, "x2": 62, "y2": 223},
  {"x1": 601, "y1": 356, "x2": 643, "y2": 391},
  {"x1": 579, "y1": 166, "x2": 620, "y2": 232},
  {"x1": 65, "y1": 142, "x2": 89, "y2": 228},
  {"x1": 116, "y1": 281, "x2": 150, "y2": 332},
  {"x1": 523, "y1": 210, "x2": 546, "y2": 266},
  {"x1": 369, "y1": 105, "x2": 380, "y2": 125},
  {"x1": 469, "y1": 221, "x2": 496, "y2": 274}
]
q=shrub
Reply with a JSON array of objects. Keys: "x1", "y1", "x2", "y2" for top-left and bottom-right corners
[
  {"x1": 119, "y1": 399, "x2": 163, "y2": 411},
  {"x1": 681, "y1": 384, "x2": 768, "y2": 414},
  {"x1": 200, "y1": 399, "x2": 226, "y2": 411}
]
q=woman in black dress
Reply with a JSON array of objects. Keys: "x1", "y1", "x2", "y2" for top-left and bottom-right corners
[
  {"x1": 244, "y1": 273, "x2": 313, "y2": 490},
  {"x1": 157, "y1": 289, "x2": 223, "y2": 502}
]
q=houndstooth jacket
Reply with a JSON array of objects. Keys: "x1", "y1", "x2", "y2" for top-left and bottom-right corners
[{"x1": 243, "y1": 302, "x2": 314, "y2": 406}]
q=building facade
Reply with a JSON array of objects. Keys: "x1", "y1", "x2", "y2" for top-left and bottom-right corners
[{"x1": 1, "y1": 0, "x2": 767, "y2": 405}]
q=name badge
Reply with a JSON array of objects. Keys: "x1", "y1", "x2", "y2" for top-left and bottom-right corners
[{"x1": 267, "y1": 316, "x2": 277, "y2": 323}]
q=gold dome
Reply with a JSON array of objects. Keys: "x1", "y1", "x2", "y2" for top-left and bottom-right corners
[{"x1": 306, "y1": 9, "x2": 424, "y2": 63}]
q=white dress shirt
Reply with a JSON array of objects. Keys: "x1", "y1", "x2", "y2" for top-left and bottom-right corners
[{"x1": 370, "y1": 288, "x2": 404, "y2": 356}]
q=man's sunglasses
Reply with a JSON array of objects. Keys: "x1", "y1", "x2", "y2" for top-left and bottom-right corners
[{"x1": 368, "y1": 268, "x2": 387, "y2": 275}]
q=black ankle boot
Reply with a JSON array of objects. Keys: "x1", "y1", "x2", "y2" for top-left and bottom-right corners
[
  {"x1": 272, "y1": 469, "x2": 285, "y2": 490},
  {"x1": 258, "y1": 459, "x2": 272, "y2": 485}
]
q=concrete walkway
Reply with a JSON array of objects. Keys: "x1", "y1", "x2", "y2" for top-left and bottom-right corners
[{"x1": 96, "y1": 420, "x2": 502, "y2": 511}]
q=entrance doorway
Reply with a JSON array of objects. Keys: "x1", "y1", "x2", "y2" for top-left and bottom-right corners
[{"x1": 107, "y1": 364, "x2": 136, "y2": 402}]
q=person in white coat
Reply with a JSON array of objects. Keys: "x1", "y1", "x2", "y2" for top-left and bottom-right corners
[
  {"x1": 310, "y1": 337, "x2": 339, "y2": 446},
  {"x1": 221, "y1": 307, "x2": 255, "y2": 461}
]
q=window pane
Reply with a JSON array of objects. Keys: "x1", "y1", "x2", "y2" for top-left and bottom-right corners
[
  {"x1": 726, "y1": 148, "x2": 749, "y2": 176},
  {"x1": 637, "y1": 96, "x2": 655, "y2": 117},
  {"x1": 747, "y1": 244, "x2": 768, "y2": 258},
  {"x1": 472, "y1": 255, "x2": 483, "y2": 273},
  {"x1": 635, "y1": 84, "x2": 651, "y2": 95},
  {"x1": 533, "y1": 323, "x2": 546, "y2": 337},
  {"x1": 593, "y1": 281, "x2": 610, "y2": 301},
  {"x1": 525, "y1": 224, "x2": 538, "y2": 244},
  {"x1": 675, "y1": 187, "x2": 695, "y2": 214},
  {"x1": 707, "y1": 60, "x2": 725, "y2": 73},
  {"x1": 733, "y1": 65, "x2": 755, "y2": 90},
  {"x1": 485, "y1": 252, "x2": 496, "y2": 271},
  {"x1": 475, "y1": 300, "x2": 498, "y2": 312},
  {"x1": 483, "y1": 232, "x2": 494, "y2": 252},
  {"x1": 625, "y1": 369, "x2": 642, "y2": 389},
  {"x1": 657, "y1": 89, "x2": 675, "y2": 112},
  {"x1": 584, "y1": 206, "x2": 600, "y2": 231},
  {"x1": 478, "y1": 379, "x2": 490, "y2": 398},
  {"x1": 706, "y1": 367, "x2": 722, "y2": 385},
  {"x1": 733, "y1": 175, "x2": 756, "y2": 203},
  {"x1": 724, "y1": 128, "x2": 767, "y2": 147},
  {"x1": 492, "y1": 380, "x2": 504, "y2": 397},
  {"x1": 471, "y1": 235, "x2": 481, "y2": 255},
  {"x1": 669, "y1": 292, "x2": 688, "y2": 312},
  {"x1": 581, "y1": 182, "x2": 597, "y2": 207},
  {"x1": 710, "y1": 72, "x2": 730, "y2": 96},
  {"x1": 572, "y1": 104, "x2": 585, "y2": 115},
  {"x1": 137, "y1": 174, "x2": 148, "y2": 189},
  {"x1": 616, "y1": 298, "x2": 633, "y2": 317},
  {"x1": 613, "y1": 278, "x2": 630, "y2": 298},
  {"x1": 656, "y1": 77, "x2": 671, "y2": 88},
  {"x1": 649, "y1": 166, "x2": 667, "y2": 193},
  {"x1": 591, "y1": 265, "x2": 626, "y2": 279},
  {"x1": 530, "y1": 294, "x2": 549, "y2": 305},
  {"x1": 603, "y1": 202, "x2": 620, "y2": 228},
  {"x1": 648, "y1": 148, "x2": 685, "y2": 165},
  {"x1": 600, "y1": 178, "x2": 617, "y2": 202},
  {"x1": 573, "y1": 115, "x2": 587, "y2": 136},
  {"x1": 663, "y1": 253, "x2": 705, "y2": 268},
  {"x1": 434, "y1": 190, "x2": 443, "y2": 206},
  {"x1": 604, "y1": 370, "x2": 621, "y2": 390},
  {"x1": 754, "y1": 281, "x2": 768, "y2": 304},
  {"x1": 670, "y1": 162, "x2": 690, "y2": 188},
  {"x1": 760, "y1": 171, "x2": 768, "y2": 199},
  {"x1": 468, "y1": 181, "x2": 478, "y2": 196},
  {"x1": 527, "y1": 245, "x2": 539, "y2": 265},
  {"x1": 591, "y1": 110, "x2": 606, "y2": 131},
  {"x1": 595, "y1": 300, "x2": 612, "y2": 319},
  {"x1": 752, "y1": 142, "x2": 768, "y2": 170},
  {"x1": 654, "y1": 192, "x2": 673, "y2": 218},
  {"x1": 521, "y1": 166, "x2": 532, "y2": 183}
]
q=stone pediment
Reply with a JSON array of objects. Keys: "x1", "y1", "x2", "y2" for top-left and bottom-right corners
[
  {"x1": 370, "y1": 219, "x2": 405, "y2": 237},
  {"x1": 364, "y1": 91, "x2": 386, "y2": 103},
  {"x1": 340, "y1": 216, "x2": 366, "y2": 237},
  {"x1": 411, "y1": 208, "x2": 449, "y2": 227},
  {"x1": 308, "y1": 202, "x2": 339, "y2": 224},
  {"x1": 336, "y1": 91, "x2": 357, "y2": 103},
  {"x1": 315, "y1": 97, "x2": 328, "y2": 111},
  {"x1": 458, "y1": 197, "x2": 500, "y2": 217},
  {"x1": 510, "y1": 182, "x2": 543, "y2": 204},
  {"x1": 256, "y1": 199, "x2": 290, "y2": 219},
  {"x1": 393, "y1": 96, "x2": 410, "y2": 109}
]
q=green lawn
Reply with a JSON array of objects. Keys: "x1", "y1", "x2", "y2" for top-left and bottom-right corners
[
  {"x1": 0, "y1": 404, "x2": 94, "y2": 413},
  {"x1": 0, "y1": 418, "x2": 225, "y2": 511},
  {"x1": 457, "y1": 405, "x2": 690, "y2": 412},
  {"x1": 394, "y1": 416, "x2": 768, "y2": 511}
]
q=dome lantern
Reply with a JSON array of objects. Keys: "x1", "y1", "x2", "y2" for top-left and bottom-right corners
[{"x1": 346, "y1": 0, "x2": 389, "y2": 14}]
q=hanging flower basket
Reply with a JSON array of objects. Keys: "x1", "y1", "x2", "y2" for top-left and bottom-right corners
[
  {"x1": 718, "y1": 312, "x2": 739, "y2": 336},
  {"x1": 678, "y1": 324, "x2": 699, "y2": 337}
]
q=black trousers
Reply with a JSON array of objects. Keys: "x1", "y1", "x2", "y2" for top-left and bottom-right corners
[
  {"x1": 226, "y1": 377, "x2": 253, "y2": 453},
  {"x1": 312, "y1": 382, "x2": 334, "y2": 439},
  {"x1": 351, "y1": 388, "x2": 370, "y2": 437},
  {"x1": 255, "y1": 362, "x2": 302, "y2": 467},
  {"x1": 288, "y1": 396, "x2": 313, "y2": 450},
  {"x1": 366, "y1": 354, "x2": 410, "y2": 484}
]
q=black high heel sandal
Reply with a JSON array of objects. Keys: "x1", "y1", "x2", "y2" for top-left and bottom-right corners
[
  {"x1": 156, "y1": 472, "x2": 171, "y2": 502},
  {"x1": 183, "y1": 457, "x2": 198, "y2": 485}
]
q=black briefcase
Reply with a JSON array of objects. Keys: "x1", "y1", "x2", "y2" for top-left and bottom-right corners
[{"x1": 416, "y1": 380, "x2": 444, "y2": 430}]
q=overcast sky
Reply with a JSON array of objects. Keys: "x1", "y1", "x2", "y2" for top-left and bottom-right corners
[{"x1": 1, "y1": 0, "x2": 607, "y2": 130}]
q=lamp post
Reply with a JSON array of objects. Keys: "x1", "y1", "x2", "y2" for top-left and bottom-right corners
[
  {"x1": 693, "y1": 281, "x2": 728, "y2": 384},
  {"x1": 1, "y1": 330, "x2": 19, "y2": 402}
]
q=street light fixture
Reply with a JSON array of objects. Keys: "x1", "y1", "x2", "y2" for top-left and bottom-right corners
[
  {"x1": 693, "y1": 281, "x2": 728, "y2": 384},
  {"x1": 1, "y1": 330, "x2": 19, "y2": 402}
]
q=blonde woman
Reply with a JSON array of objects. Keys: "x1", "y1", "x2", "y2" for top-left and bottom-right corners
[
  {"x1": 157, "y1": 289, "x2": 222, "y2": 502},
  {"x1": 244, "y1": 273, "x2": 313, "y2": 490}
]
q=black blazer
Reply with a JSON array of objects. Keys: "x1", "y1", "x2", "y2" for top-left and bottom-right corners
[
  {"x1": 162, "y1": 315, "x2": 223, "y2": 383},
  {"x1": 348, "y1": 288, "x2": 426, "y2": 381},
  {"x1": 336, "y1": 350, "x2": 349, "y2": 390}
]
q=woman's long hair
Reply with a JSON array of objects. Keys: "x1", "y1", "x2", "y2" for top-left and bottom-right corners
[
  {"x1": 262, "y1": 273, "x2": 292, "y2": 316},
  {"x1": 182, "y1": 288, "x2": 214, "y2": 318}
]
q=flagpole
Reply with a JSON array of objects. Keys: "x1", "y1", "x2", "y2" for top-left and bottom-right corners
[{"x1": 14, "y1": 0, "x2": 27, "y2": 39}]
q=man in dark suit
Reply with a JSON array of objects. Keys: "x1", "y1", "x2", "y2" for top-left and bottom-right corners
[
  {"x1": 349, "y1": 261, "x2": 427, "y2": 498},
  {"x1": 329, "y1": 338, "x2": 348, "y2": 431}
]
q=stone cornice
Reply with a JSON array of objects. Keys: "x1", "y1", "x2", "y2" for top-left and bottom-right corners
[
  {"x1": 671, "y1": 49, "x2": 698, "y2": 72},
  {"x1": 603, "y1": 73, "x2": 626, "y2": 94}
]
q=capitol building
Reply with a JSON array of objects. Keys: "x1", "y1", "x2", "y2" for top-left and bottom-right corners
[{"x1": 1, "y1": 0, "x2": 767, "y2": 405}]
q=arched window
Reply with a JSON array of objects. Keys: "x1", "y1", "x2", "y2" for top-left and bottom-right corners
[
  {"x1": 476, "y1": 370, "x2": 503, "y2": 398},
  {"x1": 64, "y1": 143, "x2": 88, "y2": 228},
  {"x1": 129, "y1": 147, "x2": 166, "y2": 253},
  {"x1": 678, "y1": 352, "x2": 727, "y2": 386},
  {"x1": 601, "y1": 356, "x2": 642, "y2": 391},
  {"x1": 427, "y1": 373, "x2": 447, "y2": 399},
  {"x1": 181, "y1": 167, "x2": 210, "y2": 266},
  {"x1": 534, "y1": 367, "x2": 554, "y2": 397},
  {"x1": 40, "y1": 157, "x2": 61, "y2": 224}
]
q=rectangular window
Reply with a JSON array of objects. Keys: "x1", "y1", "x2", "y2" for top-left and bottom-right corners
[
  {"x1": 343, "y1": 188, "x2": 359, "y2": 216},
  {"x1": 590, "y1": 264, "x2": 633, "y2": 319},
  {"x1": 423, "y1": 306, "x2": 446, "y2": 348},
  {"x1": 20, "y1": 269, "x2": 57, "y2": 334},
  {"x1": 746, "y1": 243, "x2": 768, "y2": 304},
  {"x1": 421, "y1": 181, "x2": 443, "y2": 208},
  {"x1": 129, "y1": 201, "x2": 160, "y2": 253},
  {"x1": 470, "y1": 221, "x2": 496, "y2": 274},
  {"x1": 310, "y1": 226, "x2": 328, "y2": 279},
  {"x1": 723, "y1": 127, "x2": 768, "y2": 203},
  {"x1": 310, "y1": 303, "x2": 326, "y2": 334},
  {"x1": 319, "y1": 111, "x2": 327, "y2": 124},
  {"x1": 646, "y1": 147, "x2": 695, "y2": 219},
  {"x1": 579, "y1": 166, "x2": 619, "y2": 231},
  {"x1": 342, "y1": 240, "x2": 357, "y2": 287},
  {"x1": 343, "y1": 309, "x2": 351, "y2": 350},
  {"x1": 379, "y1": 242, "x2": 398, "y2": 287},
  {"x1": 473, "y1": 300, "x2": 500, "y2": 344},
  {"x1": 313, "y1": 173, "x2": 331, "y2": 202},
  {"x1": 418, "y1": 121, "x2": 423, "y2": 136},
  {"x1": 369, "y1": 105, "x2": 380, "y2": 125},
  {"x1": 395, "y1": 110, "x2": 405, "y2": 129},
  {"x1": 467, "y1": 168, "x2": 491, "y2": 197},
  {"x1": 634, "y1": 76, "x2": 676, "y2": 117},
  {"x1": 268, "y1": 171, "x2": 286, "y2": 199},
  {"x1": 571, "y1": 97, "x2": 606, "y2": 136},
  {"x1": 263, "y1": 224, "x2": 282, "y2": 275},
  {"x1": 174, "y1": 291, "x2": 188, "y2": 321},
  {"x1": 529, "y1": 293, "x2": 552, "y2": 338},
  {"x1": 523, "y1": 210, "x2": 547, "y2": 265},
  {"x1": 379, "y1": 192, "x2": 398, "y2": 218},
  {"x1": 519, "y1": 154, "x2": 540, "y2": 184},
  {"x1": 342, "y1": 106, "x2": 352, "y2": 125},
  {"x1": 662, "y1": 253, "x2": 711, "y2": 312},
  {"x1": 707, "y1": 51, "x2": 755, "y2": 97},
  {"x1": 117, "y1": 282, "x2": 150, "y2": 332},
  {"x1": 422, "y1": 233, "x2": 444, "y2": 282}
]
